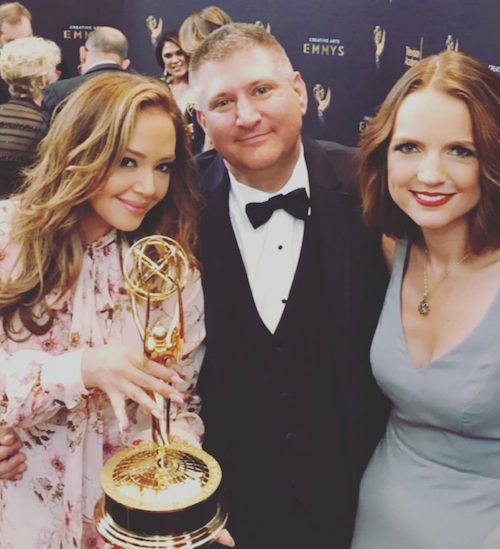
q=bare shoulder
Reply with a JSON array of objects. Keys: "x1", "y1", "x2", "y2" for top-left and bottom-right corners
[{"x1": 381, "y1": 235, "x2": 396, "y2": 273}]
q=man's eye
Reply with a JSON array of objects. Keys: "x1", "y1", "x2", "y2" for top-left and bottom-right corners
[
  {"x1": 216, "y1": 99, "x2": 231, "y2": 108},
  {"x1": 255, "y1": 86, "x2": 271, "y2": 96},
  {"x1": 394, "y1": 143, "x2": 418, "y2": 154},
  {"x1": 120, "y1": 157, "x2": 136, "y2": 168}
]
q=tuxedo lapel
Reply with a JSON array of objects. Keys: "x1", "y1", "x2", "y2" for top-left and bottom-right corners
[
  {"x1": 199, "y1": 156, "x2": 232, "y2": 368},
  {"x1": 304, "y1": 139, "x2": 352, "y2": 343}
]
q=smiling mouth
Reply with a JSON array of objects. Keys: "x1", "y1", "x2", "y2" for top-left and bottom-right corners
[
  {"x1": 412, "y1": 191, "x2": 454, "y2": 206},
  {"x1": 238, "y1": 132, "x2": 271, "y2": 143},
  {"x1": 118, "y1": 198, "x2": 150, "y2": 214}
]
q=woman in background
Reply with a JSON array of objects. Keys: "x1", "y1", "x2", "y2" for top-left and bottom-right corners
[
  {"x1": 351, "y1": 50, "x2": 500, "y2": 549},
  {"x1": 0, "y1": 36, "x2": 60, "y2": 197},
  {"x1": 154, "y1": 29, "x2": 207, "y2": 154},
  {"x1": 0, "y1": 72, "x2": 205, "y2": 548}
]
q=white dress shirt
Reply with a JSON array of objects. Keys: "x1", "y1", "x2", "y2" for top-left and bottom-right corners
[{"x1": 228, "y1": 147, "x2": 310, "y2": 334}]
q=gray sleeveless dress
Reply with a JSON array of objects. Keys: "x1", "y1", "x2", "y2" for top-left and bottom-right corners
[{"x1": 351, "y1": 241, "x2": 500, "y2": 549}]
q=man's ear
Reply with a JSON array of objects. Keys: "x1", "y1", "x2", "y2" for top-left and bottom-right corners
[
  {"x1": 196, "y1": 109, "x2": 207, "y2": 132},
  {"x1": 292, "y1": 71, "x2": 308, "y2": 116},
  {"x1": 79, "y1": 45, "x2": 87, "y2": 65},
  {"x1": 120, "y1": 58, "x2": 131, "y2": 70}
]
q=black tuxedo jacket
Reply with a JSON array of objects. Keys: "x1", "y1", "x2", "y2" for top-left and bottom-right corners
[
  {"x1": 196, "y1": 137, "x2": 389, "y2": 546},
  {"x1": 40, "y1": 63, "x2": 124, "y2": 134}
]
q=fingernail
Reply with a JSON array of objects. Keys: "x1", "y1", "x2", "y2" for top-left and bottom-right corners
[
  {"x1": 170, "y1": 393, "x2": 184, "y2": 404},
  {"x1": 152, "y1": 408, "x2": 162, "y2": 420},
  {"x1": 171, "y1": 374, "x2": 183, "y2": 384},
  {"x1": 1, "y1": 434, "x2": 14, "y2": 444}
]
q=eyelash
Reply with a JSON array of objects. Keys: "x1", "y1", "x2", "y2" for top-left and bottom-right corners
[
  {"x1": 157, "y1": 163, "x2": 172, "y2": 174},
  {"x1": 450, "y1": 145, "x2": 474, "y2": 158},
  {"x1": 120, "y1": 158, "x2": 172, "y2": 173},
  {"x1": 392, "y1": 143, "x2": 475, "y2": 159},
  {"x1": 393, "y1": 143, "x2": 418, "y2": 154},
  {"x1": 120, "y1": 157, "x2": 136, "y2": 168}
]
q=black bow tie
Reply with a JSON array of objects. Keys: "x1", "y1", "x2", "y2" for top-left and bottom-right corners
[{"x1": 245, "y1": 187, "x2": 310, "y2": 229}]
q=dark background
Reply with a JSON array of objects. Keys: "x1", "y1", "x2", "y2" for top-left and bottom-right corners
[{"x1": 21, "y1": 0, "x2": 500, "y2": 146}]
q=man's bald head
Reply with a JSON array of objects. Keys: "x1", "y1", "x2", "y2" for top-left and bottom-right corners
[{"x1": 80, "y1": 26, "x2": 130, "y2": 73}]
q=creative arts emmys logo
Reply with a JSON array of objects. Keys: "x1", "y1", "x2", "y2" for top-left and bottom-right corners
[
  {"x1": 404, "y1": 37, "x2": 423, "y2": 67},
  {"x1": 373, "y1": 25, "x2": 386, "y2": 69},
  {"x1": 303, "y1": 37, "x2": 345, "y2": 57},
  {"x1": 312, "y1": 83, "x2": 331, "y2": 123},
  {"x1": 62, "y1": 25, "x2": 93, "y2": 40}
]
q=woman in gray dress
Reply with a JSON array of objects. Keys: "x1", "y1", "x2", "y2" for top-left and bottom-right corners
[{"x1": 351, "y1": 50, "x2": 500, "y2": 549}]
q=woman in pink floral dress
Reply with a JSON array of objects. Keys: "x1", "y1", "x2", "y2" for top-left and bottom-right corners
[{"x1": 0, "y1": 72, "x2": 206, "y2": 548}]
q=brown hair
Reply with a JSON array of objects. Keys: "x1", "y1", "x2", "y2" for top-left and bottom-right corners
[
  {"x1": 359, "y1": 50, "x2": 500, "y2": 253},
  {"x1": 179, "y1": 5, "x2": 232, "y2": 56},
  {"x1": 1, "y1": 72, "x2": 200, "y2": 339},
  {"x1": 189, "y1": 22, "x2": 293, "y2": 86},
  {"x1": 155, "y1": 29, "x2": 187, "y2": 74}
]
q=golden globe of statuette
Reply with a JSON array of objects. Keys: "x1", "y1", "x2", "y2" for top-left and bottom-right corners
[{"x1": 95, "y1": 235, "x2": 227, "y2": 548}]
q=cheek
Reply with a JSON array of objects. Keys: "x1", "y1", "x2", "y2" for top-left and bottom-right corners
[{"x1": 156, "y1": 177, "x2": 170, "y2": 201}]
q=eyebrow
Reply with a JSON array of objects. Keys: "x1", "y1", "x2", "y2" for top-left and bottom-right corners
[
  {"x1": 390, "y1": 135, "x2": 476, "y2": 146},
  {"x1": 125, "y1": 148, "x2": 176, "y2": 162}
]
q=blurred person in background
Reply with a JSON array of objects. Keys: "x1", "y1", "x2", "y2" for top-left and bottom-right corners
[
  {"x1": 41, "y1": 25, "x2": 129, "y2": 134},
  {"x1": 0, "y1": 36, "x2": 60, "y2": 197},
  {"x1": 0, "y1": 2, "x2": 33, "y2": 104},
  {"x1": 179, "y1": 5, "x2": 232, "y2": 56},
  {"x1": 155, "y1": 29, "x2": 206, "y2": 153}
]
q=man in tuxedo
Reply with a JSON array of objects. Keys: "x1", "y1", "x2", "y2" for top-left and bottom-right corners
[
  {"x1": 190, "y1": 23, "x2": 389, "y2": 549},
  {"x1": 40, "y1": 26, "x2": 130, "y2": 133}
]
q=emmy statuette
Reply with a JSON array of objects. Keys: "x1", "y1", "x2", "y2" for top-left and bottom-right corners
[{"x1": 94, "y1": 236, "x2": 227, "y2": 548}]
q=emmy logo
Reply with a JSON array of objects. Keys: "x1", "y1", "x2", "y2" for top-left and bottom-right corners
[
  {"x1": 95, "y1": 235, "x2": 227, "y2": 548},
  {"x1": 405, "y1": 37, "x2": 424, "y2": 67},
  {"x1": 373, "y1": 25, "x2": 386, "y2": 69},
  {"x1": 313, "y1": 83, "x2": 331, "y2": 123},
  {"x1": 146, "y1": 15, "x2": 163, "y2": 46},
  {"x1": 445, "y1": 34, "x2": 459, "y2": 52},
  {"x1": 254, "y1": 20, "x2": 272, "y2": 33}
]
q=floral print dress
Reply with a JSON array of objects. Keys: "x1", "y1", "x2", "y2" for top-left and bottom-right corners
[{"x1": 0, "y1": 200, "x2": 206, "y2": 548}]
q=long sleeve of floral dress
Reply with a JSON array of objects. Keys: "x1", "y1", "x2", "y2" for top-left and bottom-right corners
[{"x1": 0, "y1": 200, "x2": 206, "y2": 549}]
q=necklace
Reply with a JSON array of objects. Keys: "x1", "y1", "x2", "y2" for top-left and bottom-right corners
[{"x1": 417, "y1": 249, "x2": 471, "y2": 316}]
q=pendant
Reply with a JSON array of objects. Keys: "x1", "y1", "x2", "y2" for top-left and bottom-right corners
[{"x1": 418, "y1": 297, "x2": 430, "y2": 316}]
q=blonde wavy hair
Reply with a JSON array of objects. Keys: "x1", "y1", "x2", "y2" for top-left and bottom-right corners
[
  {"x1": 1, "y1": 72, "x2": 200, "y2": 339},
  {"x1": 0, "y1": 36, "x2": 60, "y2": 101}
]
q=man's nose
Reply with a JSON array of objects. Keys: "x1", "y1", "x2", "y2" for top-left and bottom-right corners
[{"x1": 235, "y1": 98, "x2": 261, "y2": 127}]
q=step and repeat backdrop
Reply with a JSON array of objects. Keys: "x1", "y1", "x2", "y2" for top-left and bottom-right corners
[{"x1": 22, "y1": 0, "x2": 500, "y2": 146}]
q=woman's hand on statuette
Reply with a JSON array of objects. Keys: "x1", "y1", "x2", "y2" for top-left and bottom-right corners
[
  {"x1": 81, "y1": 344, "x2": 184, "y2": 431},
  {"x1": 0, "y1": 427, "x2": 26, "y2": 481}
]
